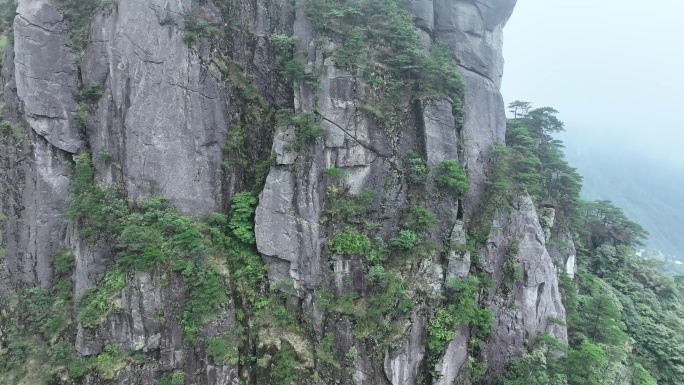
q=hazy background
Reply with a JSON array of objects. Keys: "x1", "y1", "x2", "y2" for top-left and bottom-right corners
[{"x1": 501, "y1": 0, "x2": 684, "y2": 259}]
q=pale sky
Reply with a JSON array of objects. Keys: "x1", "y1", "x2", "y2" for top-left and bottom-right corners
[{"x1": 501, "y1": 0, "x2": 684, "y2": 167}]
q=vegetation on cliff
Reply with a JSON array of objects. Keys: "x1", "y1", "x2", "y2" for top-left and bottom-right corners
[
  {"x1": 0, "y1": 0, "x2": 681, "y2": 383},
  {"x1": 500, "y1": 102, "x2": 682, "y2": 385}
]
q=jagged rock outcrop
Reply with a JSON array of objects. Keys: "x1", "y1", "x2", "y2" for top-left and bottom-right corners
[
  {"x1": 480, "y1": 196, "x2": 568, "y2": 382},
  {"x1": 0, "y1": 0, "x2": 578, "y2": 383}
]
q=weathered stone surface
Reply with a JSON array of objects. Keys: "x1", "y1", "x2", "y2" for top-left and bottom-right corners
[
  {"x1": 3, "y1": 136, "x2": 70, "y2": 288},
  {"x1": 0, "y1": 0, "x2": 532, "y2": 383},
  {"x1": 423, "y1": 99, "x2": 458, "y2": 168},
  {"x1": 256, "y1": 166, "x2": 322, "y2": 293},
  {"x1": 81, "y1": 0, "x2": 228, "y2": 214},
  {"x1": 107, "y1": 272, "x2": 163, "y2": 352},
  {"x1": 540, "y1": 207, "x2": 556, "y2": 241},
  {"x1": 434, "y1": 0, "x2": 515, "y2": 219},
  {"x1": 384, "y1": 308, "x2": 427, "y2": 385},
  {"x1": 434, "y1": 325, "x2": 469, "y2": 385},
  {"x1": 67, "y1": 226, "x2": 111, "y2": 298},
  {"x1": 256, "y1": 9, "x2": 381, "y2": 297},
  {"x1": 457, "y1": 68, "x2": 507, "y2": 218},
  {"x1": 410, "y1": 0, "x2": 435, "y2": 34},
  {"x1": 14, "y1": 0, "x2": 82, "y2": 153},
  {"x1": 0, "y1": 9, "x2": 73, "y2": 289},
  {"x1": 447, "y1": 221, "x2": 470, "y2": 280},
  {"x1": 434, "y1": 0, "x2": 516, "y2": 87},
  {"x1": 481, "y1": 195, "x2": 568, "y2": 382}
]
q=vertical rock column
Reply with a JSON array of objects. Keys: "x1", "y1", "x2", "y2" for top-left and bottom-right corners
[
  {"x1": 434, "y1": 0, "x2": 517, "y2": 218},
  {"x1": 2, "y1": 0, "x2": 82, "y2": 288}
]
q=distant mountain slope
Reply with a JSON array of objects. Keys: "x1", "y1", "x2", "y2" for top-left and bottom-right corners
[{"x1": 561, "y1": 132, "x2": 684, "y2": 258}]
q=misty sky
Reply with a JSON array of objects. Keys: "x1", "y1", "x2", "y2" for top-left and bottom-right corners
[{"x1": 501, "y1": 0, "x2": 684, "y2": 167}]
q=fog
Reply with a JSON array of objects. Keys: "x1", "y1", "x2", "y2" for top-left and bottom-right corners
[{"x1": 501, "y1": 0, "x2": 684, "y2": 168}]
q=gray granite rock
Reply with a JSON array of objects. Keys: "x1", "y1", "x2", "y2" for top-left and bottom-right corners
[
  {"x1": 107, "y1": 272, "x2": 163, "y2": 352},
  {"x1": 447, "y1": 221, "x2": 471, "y2": 280},
  {"x1": 2, "y1": 136, "x2": 70, "y2": 288},
  {"x1": 480, "y1": 195, "x2": 568, "y2": 382},
  {"x1": 434, "y1": 0, "x2": 516, "y2": 218},
  {"x1": 14, "y1": 0, "x2": 82, "y2": 153},
  {"x1": 81, "y1": 0, "x2": 228, "y2": 214},
  {"x1": 549, "y1": 230, "x2": 577, "y2": 278},
  {"x1": 384, "y1": 308, "x2": 428, "y2": 385},
  {"x1": 435, "y1": 0, "x2": 517, "y2": 87},
  {"x1": 434, "y1": 325, "x2": 469, "y2": 385},
  {"x1": 423, "y1": 99, "x2": 458, "y2": 168},
  {"x1": 458, "y1": 68, "x2": 507, "y2": 219}
]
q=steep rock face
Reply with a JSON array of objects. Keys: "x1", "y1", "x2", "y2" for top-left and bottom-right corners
[
  {"x1": 14, "y1": 0, "x2": 82, "y2": 153},
  {"x1": 480, "y1": 196, "x2": 568, "y2": 383},
  {"x1": 0, "y1": 0, "x2": 576, "y2": 384},
  {"x1": 256, "y1": 1, "x2": 521, "y2": 383},
  {"x1": 3, "y1": 0, "x2": 81, "y2": 288},
  {"x1": 434, "y1": 0, "x2": 515, "y2": 217},
  {"x1": 2, "y1": 9, "x2": 73, "y2": 288},
  {"x1": 2, "y1": 0, "x2": 240, "y2": 383},
  {"x1": 81, "y1": 0, "x2": 228, "y2": 215}
]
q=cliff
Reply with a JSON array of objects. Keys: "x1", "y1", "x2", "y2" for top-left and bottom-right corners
[{"x1": 0, "y1": 0, "x2": 576, "y2": 384}]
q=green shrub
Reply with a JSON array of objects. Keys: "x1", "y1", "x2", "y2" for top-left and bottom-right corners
[
  {"x1": 0, "y1": 121, "x2": 25, "y2": 141},
  {"x1": 229, "y1": 192, "x2": 258, "y2": 244},
  {"x1": 426, "y1": 276, "x2": 494, "y2": 371},
  {"x1": 367, "y1": 265, "x2": 386, "y2": 282},
  {"x1": 51, "y1": 252, "x2": 75, "y2": 303},
  {"x1": 55, "y1": 0, "x2": 109, "y2": 53},
  {"x1": 317, "y1": 332, "x2": 340, "y2": 369},
  {"x1": 404, "y1": 204, "x2": 437, "y2": 232},
  {"x1": 52, "y1": 252, "x2": 75, "y2": 275},
  {"x1": 182, "y1": 11, "x2": 219, "y2": 45},
  {"x1": 355, "y1": 272, "x2": 414, "y2": 342},
  {"x1": 390, "y1": 230, "x2": 420, "y2": 250},
  {"x1": 206, "y1": 334, "x2": 238, "y2": 364},
  {"x1": 94, "y1": 344, "x2": 125, "y2": 379},
  {"x1": 304, "y1": 0, "x2": 465, "y2": 131},
  {"x1": 323, "y1": 188, "x2": 376, "y2": 224},
  {"x1": 0, "y1": 326, "x2": 34, "y2": 371},
  {"x1": 156, "y1": 371, "x2": 185, "y2": 385},
  {"x1": 73, "y1": 73, "x2": 104, "y2": 136},
  {"x1": 271, "y1": 342, "x2": 300, "y2": 385},
  {"x1": 287, "y1": 110, "x2": 325, "y2": 144},
  {"x1": 323, "y1": 167, "x2": 348, "y2": 179},
  {"x1": 502, "y1": 239, "x2": 522, "y2": 294},
  {"x1": 426, "y1": 307, "x2": 457, "y2": 360},
  {"x1": 329, "y1": 230, "x2": 372, "y2": 255},
  {"x1": 77, "y1": 270, "x2": 126, "y2": 327},
  {"x1": 434, "y1": 160, "x2": 469, "y2": 196},
  {"x1": 160, "y1": 13, "x2": 174, "y2": 26},
  {"x1": 180, "y1": 268, "x2": 229, "y2": 342},
  {"x1": 344, "y1": 346, "x2": 358, "y2": 361},
  {"x1": 78, "y1": 83, "x2": 104, "y2": 103},
  {"x1": 271, "y1": 34, "x2": 315, "y2": 84},
  {"x1": 406, "y1": 151, "x2": 427, "y2": 185}
]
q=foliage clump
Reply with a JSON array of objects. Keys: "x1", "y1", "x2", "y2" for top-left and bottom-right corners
[
  {"x1": 329, "y1": 229, "x2": 373, "y2": 255},
  {"x1": 434, "y1": 160, "x2": 469, "y2": 197},
  {"x1": 426, "y1": 276, "x2": 493, "y2": 375},
  {"x1": 305, "y1": 0, "x2": 465, "y2": 130}
]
